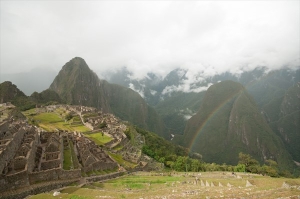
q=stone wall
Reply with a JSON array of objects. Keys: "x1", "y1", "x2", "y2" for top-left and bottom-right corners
[
  {"x1": 0, "y1": 179, "x2": 80, "y2": 199},
  {"x1": 86, "y1": 171, "x2": 125, "y2": 183},
  {"x1": 58, "y1": 169, "x2": 81, "y2": 179},
  {"x1": 29, "y1": 168, "x2": 60, "y2": 184},
  {"x1": 0, "y1": 127, "x2": 25, "y2": 174},
  {"x1": 26, "y1": 132, "x2": 39, "y2": 172},
  {"x1": 95, "y1": 161, "x2": 117, "y2": 170},
  {"x1": 0, "y1": 170, "x2": 29, "y2": 192},
  {"x1": 82, "y1": 162, "x2": 118, "y2": 173},
  {"x1": 28, "y1": 168, "x2": 81, "y2": 184},
  {"x1": 0, "y1": 121, "x2": 9, "y2": 139},
  {"x1": 41, "y1": 159, "x2": 61, "y2": 170}
]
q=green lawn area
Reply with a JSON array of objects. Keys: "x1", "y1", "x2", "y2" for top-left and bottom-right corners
[
  {"x1": 84, "y1": 132, "x2": 113, "y2": 146},
  {"x1": 63, "y1": 145, "x2": 73, "y2": 170},
  {"x1": 23, "y1": 109, "x2": 90, "y2": 133}
]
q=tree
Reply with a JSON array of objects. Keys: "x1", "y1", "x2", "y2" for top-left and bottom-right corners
[
  {"x1": 191, "y1": 159, "x2": 201, "y2": 172},
  {"x1": 262, "y1": 159, "x2": 279, "y2": 177},
  {"x1": 174, "y1": 156, "x2": 190, "y2": 172},
  {"x1": 234, "y1": 164, "x2": 246, "y2": 172},
  {"x1": 238, "y1": 152, "x2": 260, "y2": 173},
  {"x1": 159, "y1": 157, "x2": 165, "y2": 164},
  {"x1": 165, "y1": 161, "x2": 175, "y2": 170},
  {"x1": 98, "y1": 121, "x2": 107, "y2": 129},
  {"x1": 65, "y1": 113, "x2": 73, "y2": 121}
]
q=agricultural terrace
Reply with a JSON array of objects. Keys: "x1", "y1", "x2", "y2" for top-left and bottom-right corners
[
  {"x1": 84, "y1": 131, "x2": 113, "y2": 146},
  {"x1": 22, "y1": 108, "x2": 90, "y2": 132}
]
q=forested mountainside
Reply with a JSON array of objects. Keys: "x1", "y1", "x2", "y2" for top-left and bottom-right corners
[{"x1": 183, "y1": 81, "x2": 295, "y2": 171}]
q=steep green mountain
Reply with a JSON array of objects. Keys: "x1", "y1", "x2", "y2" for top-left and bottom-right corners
[
  {"x1": 49, "y1": 57, "x2": 165, "y2": 137},
  {"x1": 0, "y1": 81, "x2": 35, "y2": 111},
  {"x1": 245, "y1": 69, "x2": 300, "y2": 162},
  {"x1": 183, "y1": 80, "x2": 294, "y2": 171},
  {"x1": 268, "y1": 83, "x2": 300, "y2": 162}
]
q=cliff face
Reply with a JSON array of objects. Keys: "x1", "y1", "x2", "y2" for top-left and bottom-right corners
[
  {"x1": 49, "y1": 57, "x2": 165, "y2": 137},
  {"x1": 183, "y1": 80, "x2": 294, "y2": 170},
  {"x1": 49, "y1": 57, "x2": 109, "y2": 111},
  {"x1": 271, "y1": 82, "x2": 300, "y2": 162}
]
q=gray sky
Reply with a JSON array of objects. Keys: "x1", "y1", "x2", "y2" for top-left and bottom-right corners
[{"x1": 1, "y1": 1, "x2": 299, "y2": 80}]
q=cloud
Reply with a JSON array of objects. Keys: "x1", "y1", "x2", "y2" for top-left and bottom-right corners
[
  {"x1": 150, "y1": 89, "x2": 157, "y2": 95},
  {"x1": 1, "y1": 1, "x2": 299, "y2": 80},
  {"x1": 179, "y1": 108, "x2": 196, "y2": 120},
  {"x1": 129, "y1": 83, "x2": 144, "y2": 98},
  {"x1": 162, "y1": 83, "x2": 212, "y2": 95}
]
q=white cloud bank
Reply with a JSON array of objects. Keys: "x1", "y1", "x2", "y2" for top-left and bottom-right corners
[{"x1": 1, "y1": 1, "x2": 299, "y2": 79}]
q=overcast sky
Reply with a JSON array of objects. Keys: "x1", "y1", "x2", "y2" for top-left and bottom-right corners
[{"x1": 1, "y1": 1, "x2": 299, "y2": 80}]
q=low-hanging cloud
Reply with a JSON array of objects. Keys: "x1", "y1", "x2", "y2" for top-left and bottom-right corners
[{"x1": 1, "y1": 1, "x2": 299, "y2": 81}]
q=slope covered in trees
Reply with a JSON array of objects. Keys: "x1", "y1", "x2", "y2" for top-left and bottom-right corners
[{"x1": 183, "y1": 81, "x2": 295, "y2": 171}]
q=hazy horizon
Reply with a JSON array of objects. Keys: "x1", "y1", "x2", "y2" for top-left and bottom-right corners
[
  {"x1": 1, "y1": 1, "x2": 299, "y2": 94},
  {"x1": 1, "y1": 2, "x2": 299, "y2": 75}
]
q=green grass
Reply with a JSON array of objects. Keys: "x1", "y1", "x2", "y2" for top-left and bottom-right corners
[
  {"x1": 91, "y1": 182, "x2": 104, "y2": 188},
  {"x1": 108, "y1": 152, "x2": 137, "y2": 169},
  {"x1": 72, "y1": 125, "x2": 90, "y2": 132},
  {"x1": 22, "y1": 109, "x2": 90, "y2": 133},
  {"x1": 112, "y1": 145, "x2": 124, "y2": 151},
  {"x1": 85, "y1": 168, "x2": 118, "y2": 177},
  {"x1": 63, "y1": 144, "x2": 73, "y2": 170},
  {"x1": 82, "y1": 112, "x2": 98, "y2": 119},
  {"x1": 84, "y1": 132, "x2": 113, "y2": 145},
  {"x1": 70, "y1": 141, "x2": 80, "y2": 169},
  {"x1": 28, "y1": 172, "x2": 300, "y2": 199}
]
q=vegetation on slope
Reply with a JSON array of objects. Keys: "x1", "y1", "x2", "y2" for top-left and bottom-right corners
[
  {"x1": 183, "y1": 80, "x2": 295, "y2": 172},
  {"x1": 0, "y1": 81, "x2": 36, "y2": 111},
  {"x1": 30, "y1": 89, "x2": 62, "y2": 104}
]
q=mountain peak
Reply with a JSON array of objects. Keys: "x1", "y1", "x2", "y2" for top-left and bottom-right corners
[
  {"x1": 62, "y1": 57, "x2": 90, "y2": 72},
  {"x1": 71, "y1": 56, "x2": 86, "y2": 64}
]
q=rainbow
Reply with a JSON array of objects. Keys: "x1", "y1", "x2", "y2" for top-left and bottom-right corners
[
  {"x1": 188, "y1": 70, "x2": 280, "y2": 151},
  {"x1": 188, "y1": 91, "x2": 241, "y2": 151}
]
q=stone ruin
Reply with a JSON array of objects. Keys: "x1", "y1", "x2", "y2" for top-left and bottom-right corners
[
  {"x1": 65, "y1": 105, "x2": 128, "y2": 149},
  {"x1": 0, "y1": 119, "x2": 118, "y2": 194},
  {"x1": 72, "y1": 133, "x2": 118, "y2": 173}
]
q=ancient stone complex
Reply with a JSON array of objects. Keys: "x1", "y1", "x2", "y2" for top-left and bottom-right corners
[{"x1": 0, "y1": 103, "x2": 130, "y2": 196}]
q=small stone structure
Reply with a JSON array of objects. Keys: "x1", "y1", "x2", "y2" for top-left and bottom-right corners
[{"x1": 74, "y1": 133, "x2": 118, "y2": 173}]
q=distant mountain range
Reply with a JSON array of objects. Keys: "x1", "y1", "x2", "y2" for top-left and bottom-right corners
[
  {"x1": 108, "y1": 66, "x2": 300, "y2": 164},
  {"x1": 0, "y1": 57, "x2": 299, "y2": 172}
]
